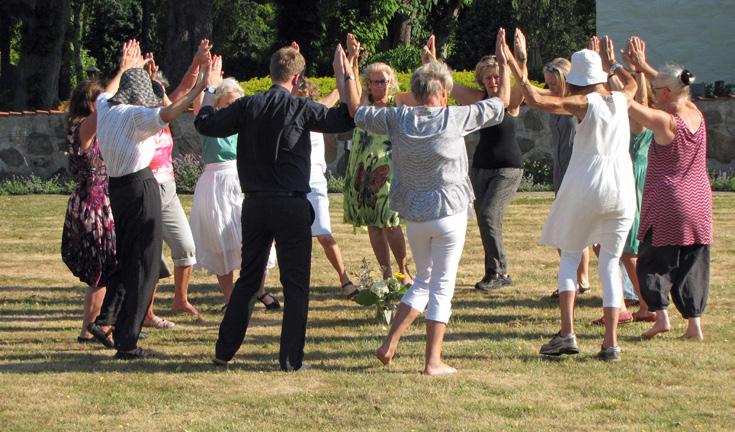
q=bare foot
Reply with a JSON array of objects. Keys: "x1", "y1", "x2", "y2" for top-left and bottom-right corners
[
  {"x1": 423, "y1": 362, "x2": 457, "y2": 376},
  {"x1": 376, "y1": 346, "x2": 395, "y2": 366},
  {"x1": 641, "y1": 322, "x2": 671, "y2": 339},
  {"x1": 172, "y1": 302, "x2": 200, "y2": 315},
  {"x1": 682, "y1": 330, "x2": 704, "y2": 340}
]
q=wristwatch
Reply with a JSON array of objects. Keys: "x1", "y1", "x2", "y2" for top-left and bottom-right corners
[
  {"x1": 344, "y1": 75, "x2": 355, "y2": 82},
  {"x1": 205, "y1": 87, "x2": 217, "y2": 94},
  {"x1": 609, "y1": 63, "x2": 623, "y2": 75}
]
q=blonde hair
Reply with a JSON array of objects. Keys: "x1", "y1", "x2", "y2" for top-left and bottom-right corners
[
  {"x1": 544, "y1": 58, "x2": 571, "y2": 97},
  {"x1": 296, "y1": 78, "x2": 320, "y2": 100},
  {"x1": 654, "y1": 64, "x2": 695, "y2": 99},
  {"x1": 362, "y1": 62, "x2": 400, "y2": 98},
  {"x1": 269, "y1": 47, "x2": 305, "y2": 83},
  {"x1": 410, "y1": 61, "x2": 453, "y2": 102},
  {"x1": 474, "y1": 55, "x2": 499, "y2": 87},
  {"x1": 215, "y1": 78, "x2": 244, "y2": 106}
]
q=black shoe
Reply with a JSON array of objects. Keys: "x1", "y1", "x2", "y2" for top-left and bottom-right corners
[
  {"x1": 258, "y1": 293, "x2": 281, "y2": 311},
  {"x1": 114, "y1": 347, "x2": 158, "y2": 360},
  {"x1": 474, "y1": 274, "x2": 512, "y2": 292},
  {"x1": 87, "y1": 323, "x2": 114, "y2": 348}
]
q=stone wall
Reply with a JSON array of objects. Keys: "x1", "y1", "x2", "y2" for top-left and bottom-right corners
[{"x1": 2, "y1": 98, "x2": 734, "y2": 179}]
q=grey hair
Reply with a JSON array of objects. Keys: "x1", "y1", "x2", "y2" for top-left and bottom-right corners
[
  {"x1": 215, "y1": 77, "x2": 245, "y2": 105},
  {"x1": 655, "y1": 64, "x2": 695, "y2": 98},
  {"x1": 410, "y1": 61, "x2": 453, "y2": 103},
  {"x1": 155, "y1": 71, "x2": 170, "y2": 88}
]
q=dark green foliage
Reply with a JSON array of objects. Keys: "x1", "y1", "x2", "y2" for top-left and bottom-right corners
[
  {"x1": 369, "y1": 45, "x2": 422, "y2": 73},
  {"x1": 326, "y1": 171, "x2": 345, "y2": 193},
  {"x1": 84, "y1": 0, "x2": 142, "y2": 78},
  {"x1": 211, "y1": 0, "x2": 279, "y2": 80}
]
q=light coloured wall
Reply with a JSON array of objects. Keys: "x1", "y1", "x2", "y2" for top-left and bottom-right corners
[{"x1": 597, "y1": 0, "x2": 735, "y2": 84}]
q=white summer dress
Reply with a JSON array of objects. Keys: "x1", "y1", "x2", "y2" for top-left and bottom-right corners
[{"x1": 540, "y1": 92, "x2": 636, "y2": 255}]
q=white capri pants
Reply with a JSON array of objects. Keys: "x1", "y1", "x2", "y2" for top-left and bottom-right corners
[
  {"x1": 559, "y1": 248, "x2": 623, "y2": 308},
  {"x1": 401, "y1": 211, "x2": 467, "y2": 324}
]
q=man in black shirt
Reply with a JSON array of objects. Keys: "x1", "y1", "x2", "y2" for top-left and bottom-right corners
[{"x1": 195, "y1": 46, "x2": 354, "y2": 371}]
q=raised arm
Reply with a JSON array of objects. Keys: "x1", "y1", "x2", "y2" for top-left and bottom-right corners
[
  {"x1": 346, "y1": 33, "x2": 362, "y2": 101},
  {"x1": 626, "y1": 36, "x2": 657, "y2": 80},
  {"x1": 629, "y1": 72, "x2": 648, "y2": 134},
  {"x1": 193, "y1": 54, "x2": 221, "y2": 115},
  {"x1": 507, "y1": 28, "x2": 528, "y2": 115},
  {"x1": 160, "y1": 61, "x2": 208, "y2": 124},
  {"x1": 494, "y1": 28, "x2": 511, "y2": 108},
  {"x1": 334, "y1": 44, "x2": 360, "y2": 117},
  {"x1": 169, "y1": 39, "x2": 212, "y2": 102},
  {"x1": 601, "y1": 35, "x2": 637, "y2": 100},
  {"x1": 105, "y1": 39, "x2": 145, "y2": 95}
]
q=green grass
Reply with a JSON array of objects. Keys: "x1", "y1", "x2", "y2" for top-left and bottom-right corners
[{"x1": 1, "y1": 193, "x2": 734, "y2": 431}]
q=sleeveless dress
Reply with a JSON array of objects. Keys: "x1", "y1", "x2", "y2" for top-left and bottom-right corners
[
  {"x1": 623, "y1": 129, "x2": 653, "y2": 254},
  {"x1": 540, "y1": 92, "x2": 636, "y2": 255},
  {"x1": 343, "y1": 97, "x2": 401, "y2": 228},
  {"x1": 61, "y1": 124, "x2": 117, "y2": 288}
]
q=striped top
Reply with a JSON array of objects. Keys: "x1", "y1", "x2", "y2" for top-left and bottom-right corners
[
  {"x1": 96, "y1": 92, "x2": 168, "y2": 177},
  {"x1": 355, "y1": 98, "x2": 505, "y2": 222},
  {"x1": 637, "y1": 113, "x2": 713, "y2": 246}
]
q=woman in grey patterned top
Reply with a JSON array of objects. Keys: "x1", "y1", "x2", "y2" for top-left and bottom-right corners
[{"x1": 334, "y1": 29, "x2": 510, "y2": 375}]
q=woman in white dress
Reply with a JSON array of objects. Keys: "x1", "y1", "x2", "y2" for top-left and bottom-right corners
[
  {"x1": 191, "y1": 56, "x2": 279, "y2": 311},
  {"x1": 506, "y1": 36, "x2": 638, "y2": 361}
]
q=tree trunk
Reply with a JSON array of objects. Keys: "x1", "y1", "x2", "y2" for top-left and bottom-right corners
[
  {"x1": 388, "y1": 13, "x2": 412, "y2": 48},
  {"x1": 71, "y1": 0, "x2": 84, "y2": 83},
  {"x1": 163, "y1": 0, "x2": 213, "y2": 88},
  {"x1": 430, "y1": 0, "x2": 466, "y2": 60},
  {"x1": 13, "y1": 0, "x2": 71, "y2": 110}
]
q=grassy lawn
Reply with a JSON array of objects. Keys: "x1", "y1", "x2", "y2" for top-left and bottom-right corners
[{"x1": 1, "y1": 192, "x2": 733, "y2": 431}]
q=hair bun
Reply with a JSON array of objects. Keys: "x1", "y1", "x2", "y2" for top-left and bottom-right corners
[{"x1": 680, "y1": 69, "x2": 693, "y2": 85}]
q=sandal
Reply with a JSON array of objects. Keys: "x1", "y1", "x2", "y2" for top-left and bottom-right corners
[
  {"x1": 592, "y1": 310, "x2": 634, "y2": 326},
  {"x1": 143, "y1": 315, "x2": 176, "y2": 329},
  {"x1": 341, "y1": 280, "x2": 359, "y2": 300},
  {"x1": 258, "y1": 293, "x2": 281, "y2": 311},
  {"x1": 87, "y1": 323, "x2": 115, "y2": 348},
  {"x1": 551, "y1": 283, "x2": 591, "y2": 298}
]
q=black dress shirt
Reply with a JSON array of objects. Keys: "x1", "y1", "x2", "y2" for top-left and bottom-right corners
[{"x1": 195, "y1": 85, "x2": 354, "y2": 193}]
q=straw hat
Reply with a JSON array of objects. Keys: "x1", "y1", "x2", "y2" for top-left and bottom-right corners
[
  {"x1": 565, "y1": 49, "x2": 608, "y2": 87},
  {"x1": 109, "y1": 68, "x2": 162, "y2": 107}
]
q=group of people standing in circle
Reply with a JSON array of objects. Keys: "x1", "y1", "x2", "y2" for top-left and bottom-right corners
[{"x1": 60, "y1": 26, "x2": 711, "y2": 373}]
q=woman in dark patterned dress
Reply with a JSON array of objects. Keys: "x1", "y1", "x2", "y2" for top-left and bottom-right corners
[{"x1": 62, "y1": 80, "x2": 117, "y2": 344}]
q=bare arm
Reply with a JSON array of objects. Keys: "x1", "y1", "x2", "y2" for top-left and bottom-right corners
[
  {"x1": 169, "y1": 39, "x2": 212, "y2": 102},
  {"x1": 626, "y1": 36, "x2": 657, "y2": 80},
  {"x1": 630, "y1": 72, "x2": 648, "y2": 134},
  {"x1": 193, "y1": 55, "x2": 220, "y2": 115},
  {"x1": 346, "y1": 33, "x2": 362, "y2": 101},
  {"x1": 601, "y1": 36, "x2": 637, "y2": 100},
  {"x1": 494, "y1": 28, "x2": 511, "y2": 108},
  {"x1": 507, "y1": 28, "x2": 528, "y2": 116},
  {"x1": 628, "y1": 101, "x2": 675, "y2": 144},
  {"x1": 334, "y1": 44, "x2": 360, "y2": 117},
  {"x1": 450, "y1": 83, "x2": 485, "y2": 105},
  {"x1": 78, "y1": 111, "x2": 98, "y2": 151},
  {"x1": 160, "y1": 62, "x2": 208, "y2": 124}
]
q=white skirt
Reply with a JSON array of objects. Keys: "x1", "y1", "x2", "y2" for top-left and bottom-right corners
[
  {"x1": 190, "y1": 161, "x2": 277, "y2": 275},
  {"x1": 307, "y1": 182, "x2": 332, "y2": 236}
]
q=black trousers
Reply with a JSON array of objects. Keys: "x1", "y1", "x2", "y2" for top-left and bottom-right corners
[
  {"x1": 215, "y1": 195, "x2": 313, "y2": 371},
  {"x1": 95, "y1": 168, "x2": 162, "y2": 351},
  {"x1": 637, "y1": 230, "x2": 710, "y2": 318}
]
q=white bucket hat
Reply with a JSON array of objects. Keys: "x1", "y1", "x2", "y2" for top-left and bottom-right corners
[{"x1": 565, "y1": 49, "x2": 608, "y2": 87}]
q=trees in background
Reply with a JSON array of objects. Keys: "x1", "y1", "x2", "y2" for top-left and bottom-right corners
[{"x1": 0, "y1": 0, "x2": 594, "y2": 110}]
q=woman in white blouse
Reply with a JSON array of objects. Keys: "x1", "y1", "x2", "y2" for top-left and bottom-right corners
[{"x1": 334, "y1": 30, "x2": 510, "y2": 375}]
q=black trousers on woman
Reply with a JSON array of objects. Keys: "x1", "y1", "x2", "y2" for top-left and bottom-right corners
[
  {"x1": 95, "y1": 168, "x2": 162, "y2": 352},
  {"x1": 215, "y1": 194, "x2": 313, "y2": 371}
]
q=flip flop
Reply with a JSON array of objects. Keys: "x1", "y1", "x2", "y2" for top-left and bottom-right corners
[
  {"x1": 592, "y1": 311, "x2": 634, "y2": 325},
  {"x1": 633, "y1": 311, "x2": 657, "y2": 322},
  {"x1": 143, "y1": 316, "x2": 176, "y2": 329}
]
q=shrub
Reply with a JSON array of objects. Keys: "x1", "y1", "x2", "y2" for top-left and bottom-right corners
[
  {"x1": 0, "y1": 175, "x2": 75, "y2": 195},
  {"x1": 173, "y1": 154, "x2": 203, "y2": 194},
  {"x1": 326, "y1": 171, "x2": 345, "y2": 193},
  {"x1": 369, "y1": 45, "x2": 423, "y2": 73},
  {"x1": 710, "y1": 169, "x2": 735, "y2": 192},
  {"x1": 522, "y1": 159, "x2": 553, "y2": 186}
]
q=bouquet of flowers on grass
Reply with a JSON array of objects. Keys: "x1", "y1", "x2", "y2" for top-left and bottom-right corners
[{"x1": 352, "y1": 258, "x2": 410, "y2": 325}]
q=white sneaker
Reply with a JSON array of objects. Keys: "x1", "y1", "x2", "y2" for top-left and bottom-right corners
[{"x1": 540, "y1": 333, "x2": 579, "y2": 356}]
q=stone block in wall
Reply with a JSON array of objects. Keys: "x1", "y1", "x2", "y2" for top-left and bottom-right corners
[
  {"x1": 26, "y1": 132, "x2": 55, "y2": 155},
  {"x1": 0, "y1": 148, "x2": 25, "y2": 167},
  {"x1": 170, "y1": 112, "x2": 202, "y2": 157}
]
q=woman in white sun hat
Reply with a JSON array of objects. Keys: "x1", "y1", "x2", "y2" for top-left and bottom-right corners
[{"x1": 506, "y1": 36, "x2": 638, "y2": 361}]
